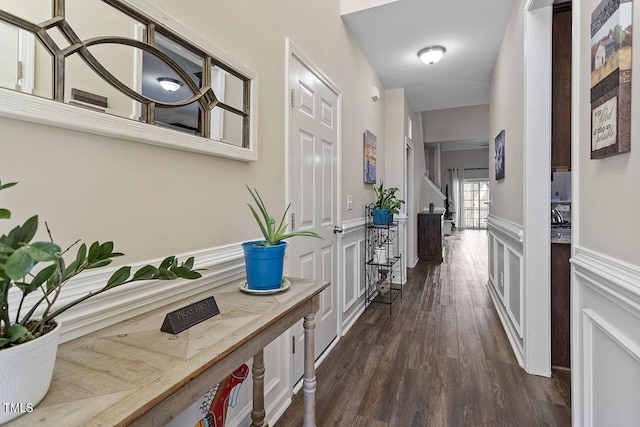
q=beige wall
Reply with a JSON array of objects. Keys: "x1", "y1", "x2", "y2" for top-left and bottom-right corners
[
  {"x1": 440, "y1": 148, "x2": 490, "y2": 194},
  {"x1": 0, "y1": 0, "x2": 385, "y2": 265},
  {"x1": 384, "y1": 88, "x2": 404, "y2": 191},
  {"x1": 489, "y1": 0, "x2": 525, "y2": 226},
  {"x1": 422, "y1": 104, "x2": 489, "y2": 143},
  {"x1": 409, "y1": 107, "x2": 426, "y2": 264},
  {"x1": 576, "y1": 0, "x2": 640, "y2": 265},
  {"x1": 383, "y1": 88, "x2": 430, "y2": 264}
]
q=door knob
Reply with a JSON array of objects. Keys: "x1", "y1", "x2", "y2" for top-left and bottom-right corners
[{"x1": 333, "y1": 225, "x2": 344, "y2": 234}]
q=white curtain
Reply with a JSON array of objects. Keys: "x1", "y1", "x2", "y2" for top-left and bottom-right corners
[{"x1": 450, "y1": 168, "x2": 465, "y2": 230}]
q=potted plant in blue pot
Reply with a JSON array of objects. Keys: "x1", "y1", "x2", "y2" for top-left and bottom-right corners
[
  {"x1": 385, "y1": 188, "x2": 404, "y2": 224},
  {"x1": 372, "y1": 182, "x2": 404, "y2": 225},
  {"x1": 243, "y1": 187, "x2": 321, "y2": 291}
]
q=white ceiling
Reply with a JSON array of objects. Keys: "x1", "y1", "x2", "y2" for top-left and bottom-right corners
[{"x1": 342, "y1": 0, "x2": 517, "y2": 112}]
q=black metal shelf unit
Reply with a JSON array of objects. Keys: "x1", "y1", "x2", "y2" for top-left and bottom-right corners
[{"x1": 364, "y1": 204, "x2": 403, "y2": 313}]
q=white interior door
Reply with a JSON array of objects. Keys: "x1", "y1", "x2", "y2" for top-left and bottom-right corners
[
  {"x1": 0, "y1": 22, "x2": 20, "y2": 91},
  {"x1": 0, "y1": 23, "x2": 35, "y2": 94},
  {"x1": 288, "y1": 51, "x2": 339, "y2": 383}
]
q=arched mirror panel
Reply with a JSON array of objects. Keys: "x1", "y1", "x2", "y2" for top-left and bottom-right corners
[{"x1": 0, "y1": 0, "x2": 256, "y2": 160}]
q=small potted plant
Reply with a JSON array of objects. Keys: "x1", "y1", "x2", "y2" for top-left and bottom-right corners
[
  {"x1": 0, "y1": 180, "x2": 202, "y2": 424},
  {"x1": 243, "y1": 187, "x2": 321, "y2": 291},
  {"x1": 372, "y1": 182, "x2": 405, "y2": 225}
]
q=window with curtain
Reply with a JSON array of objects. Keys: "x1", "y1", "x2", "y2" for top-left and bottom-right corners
[{"x1": 463, "y1": 180, "x2": 490, "y2": 229}]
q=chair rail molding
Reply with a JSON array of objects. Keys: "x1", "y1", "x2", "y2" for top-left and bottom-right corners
[
  {"x1": 572, "y1": 246, "x2": 640, "y2": 313},
  {"x1": 8, "y1": 242, "x2": 246, "y2": 343},
  {"x1": 487, "y1": 214, "x2": 524, "y2": 245}
]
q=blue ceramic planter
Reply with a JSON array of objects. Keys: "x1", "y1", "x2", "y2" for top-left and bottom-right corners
[
  {"x1": 372, "y1": 209, "x2": 389, "y2": 225},
  {"x1": 242, "y1": 241, "x2": 287, "y2": 290}
]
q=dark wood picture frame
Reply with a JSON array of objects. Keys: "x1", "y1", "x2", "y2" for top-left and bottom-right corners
[
  {"x1": 590, "y1": 0, "x2": 633, "y2": 159},
  {"x1": 495, "y1": 130, "x2": 505, "y2": 180}
]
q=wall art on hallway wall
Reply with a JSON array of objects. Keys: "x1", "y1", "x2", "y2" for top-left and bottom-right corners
[
  {"x1": 495, "y1": 129, "x2": 505, "y2": 180},
  {"x1": 364, "y1": 130, "x2": 377, "y2": 183},
  {"x1": 590, "y1": 0, "x2": 633, "y2": 159}
]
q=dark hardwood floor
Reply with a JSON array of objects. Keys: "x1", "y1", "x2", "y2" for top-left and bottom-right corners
[{"x1": 276, "y1": 230, "x2": 571, "y2": 427}]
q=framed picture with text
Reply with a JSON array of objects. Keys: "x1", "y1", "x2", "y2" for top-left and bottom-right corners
[{"x1": 590, "y1": 0, "x2": 633, "y2": 159}]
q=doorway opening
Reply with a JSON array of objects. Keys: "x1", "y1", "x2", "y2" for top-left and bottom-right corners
[{"x1": 463, "y1": 179, "x2": 489, "y2": 229}]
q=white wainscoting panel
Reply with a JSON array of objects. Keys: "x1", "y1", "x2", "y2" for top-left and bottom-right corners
[
  {"x1": 488, "y1": 236, "x2": 495, "y2": 284},
  {"x1": 572, "y1": 247, "x2": 640, "y2": 427},
  {"x1": 340, "y1": 217, "x2": 366, "y2": 335},
  {"x1": 507, "y1": 248, "x2": 523, "y2": 339},
  {"x1": 487, "y1": 215, "x2": 524, "y2": 366},
  {"x1": 395, "y1": 214, "x2": 408, "y2": 285},
  {"x1": 343, "y1": 241, "x2": 359, "y2": 312}
]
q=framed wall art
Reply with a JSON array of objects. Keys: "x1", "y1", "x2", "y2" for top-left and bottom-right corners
[
  {"x1": 495, "y1": 130, "x2": 505, "y2": 180},
  {"x1": 590, "y1": 0, "x2": 633, "y2": 159},
  {"x1": 364, "y1": 130, "x2": 377, "y2": 184}
]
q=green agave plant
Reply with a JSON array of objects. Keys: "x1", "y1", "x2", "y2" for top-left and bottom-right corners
[
  {"x1": 0, "y1": 180, "x2": 202, "y2": 350},
  {"x1": 246, "y1": 186, "x2": 322, "y2": 246}
]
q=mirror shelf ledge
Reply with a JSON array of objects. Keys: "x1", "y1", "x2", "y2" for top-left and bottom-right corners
[{"x1": 0, "y1": 87, "x2": 259, "y2": 162}]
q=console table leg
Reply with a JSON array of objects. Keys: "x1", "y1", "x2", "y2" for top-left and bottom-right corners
[
  {"x1": 251, "y1": 349, "x2": 266, "y2": 427},
  {"x1": 303, "y1": 311, "x2": 317, "y2": 427}
]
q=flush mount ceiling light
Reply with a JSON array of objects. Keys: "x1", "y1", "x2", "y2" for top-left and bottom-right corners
[
  {"x1": 157, "y1": 77, "x2": 182, "y2": 92},
  {"x1": 418, "y1": 46, "x2": 446, "y2": 65}
]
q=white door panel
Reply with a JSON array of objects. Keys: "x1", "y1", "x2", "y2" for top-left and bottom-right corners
[
  {"x1": 289, "y1": 53, "x2": 339, "y2": 383},
  {"x1": 0, "y1": 23, "x2": 34, "y2": 94},
  {"x1": 0, "y1": 22, "x2": 19, "y2": 91}
]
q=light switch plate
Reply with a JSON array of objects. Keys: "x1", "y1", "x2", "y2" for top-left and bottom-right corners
[{"x1": 347, "y1": 195, "x2": 353, "y2": 210}]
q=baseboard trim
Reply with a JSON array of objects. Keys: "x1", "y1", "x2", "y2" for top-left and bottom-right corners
[
  {"x1": 487, "y1": 279, "x2": 524, "y2": 367},
  {"x1": 341, "y1": 302, "x2": 365, "y2": 336}
]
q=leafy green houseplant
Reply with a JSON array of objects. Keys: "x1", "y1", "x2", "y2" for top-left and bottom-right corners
[
  {"x1": 242, "y1": 187, "x2": 321, "y2": 290},
  {"x1": 372, "y1": 182, "x2": 405, "y2": 224},
  {"x1": 0, "y1": 180, "x2": 201, "y2": 423}
]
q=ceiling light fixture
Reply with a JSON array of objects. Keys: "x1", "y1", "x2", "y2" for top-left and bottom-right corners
[
  {"x1": 157, "y1": 77, "x2": 182, "y2": 92},
  {"x1": 418, "y1": 46, "x2": 446, "y2": 65}
]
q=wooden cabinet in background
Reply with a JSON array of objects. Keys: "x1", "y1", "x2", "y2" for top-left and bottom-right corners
[
  {"x1": 552, "y1": 3, "x2": 572, "y2": 170},
  {"x1": 418, "y1": 213, "x2": 443, "y2": 262}
]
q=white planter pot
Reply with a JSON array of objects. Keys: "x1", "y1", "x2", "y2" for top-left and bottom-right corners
[
  {"x1": 0, "y1": 321, "x2": 61, "y2": 424},
  {"x1": 374, "y1": 246, "x2": 387, "y2": 264}
]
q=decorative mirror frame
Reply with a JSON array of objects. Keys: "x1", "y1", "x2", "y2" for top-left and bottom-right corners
[{"x1": 0, "y1": 0, "x2": 259, "y2": 161}]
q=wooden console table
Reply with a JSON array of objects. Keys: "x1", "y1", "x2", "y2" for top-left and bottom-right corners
[{"x1": 7, "y1": 277, "x2": 329, "y2": 427}]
